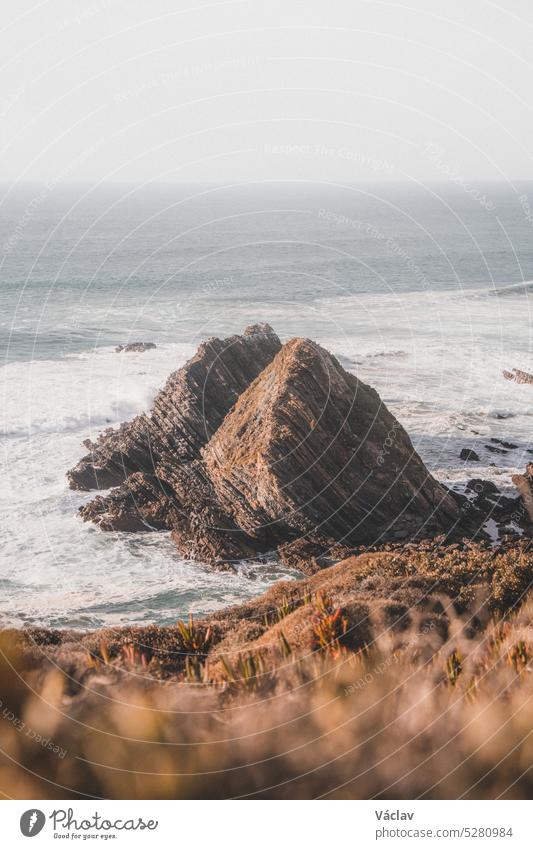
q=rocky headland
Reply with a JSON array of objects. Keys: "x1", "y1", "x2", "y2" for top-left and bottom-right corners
[{"x1": 8, "y1": 324, "x2": 533, "y2": 683}]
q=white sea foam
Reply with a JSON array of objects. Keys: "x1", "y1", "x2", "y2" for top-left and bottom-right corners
[{"x1": 1, "y1": 342, "x2": 194, "y2": 437}]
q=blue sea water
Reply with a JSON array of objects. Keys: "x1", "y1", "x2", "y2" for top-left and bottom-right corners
[{"x1": 1, "y1": 181, "x2": 532, "y2": 627}]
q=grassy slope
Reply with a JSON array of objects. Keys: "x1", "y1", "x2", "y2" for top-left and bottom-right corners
[{"x1": 1, "y1": 543, "x2": 533, "y2": 799}]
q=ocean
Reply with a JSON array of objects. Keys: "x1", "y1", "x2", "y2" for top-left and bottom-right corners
[{"x1": 1, "y1": 181, "x2": 532, "y2": 628}]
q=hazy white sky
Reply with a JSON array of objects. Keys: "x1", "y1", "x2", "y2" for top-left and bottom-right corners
[{"x1": 1, "y1": 0, "x2": 533, "y2": 184}]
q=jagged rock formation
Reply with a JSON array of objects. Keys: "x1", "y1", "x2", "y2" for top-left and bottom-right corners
[
  {"x1": 68, "y1": 324, "x2": 281, "y2": 491},
  {"x1": 201, "y1": 337, "x2": 462, "y2": 553},
  {"x1": 70, "y1": 325, "x2": 470, "y2": 571},
  {"x1": 80, "y1": 472, "x2": 178, "y2": 532}
]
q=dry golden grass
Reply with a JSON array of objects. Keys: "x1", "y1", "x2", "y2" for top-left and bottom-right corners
[{"x1": 1, "y1": 544, "x2": 533, "y2": 799}]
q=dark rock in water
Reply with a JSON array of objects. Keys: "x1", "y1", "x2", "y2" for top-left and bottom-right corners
[
  {"x1": 115, "y1": 342, "x2": 157, "y2": 353},
  {"x1": 490, "y1": 437, "x2": 518, "y2": 450},
  {"x1": 71, "y1": 326, "x2": 479, "y2": 570},
  {"x1": 485, "y1": 444, "x2": 508, "y2": 455},
  {"x1": 465, "y1": 479, "x2": 499, "y2": 498},
  {"x1": 460, "y1": 448, "x2": 480, "y2": 461},
  {"x1": 503, "y1": 368, "x2": 533, "y2": 385},
  {"x1": 68, "y1": 324, "x2": 282, "y2": 491},
  {"x1": 465, "y1": 478, "x2": 524, "y2": 535}
]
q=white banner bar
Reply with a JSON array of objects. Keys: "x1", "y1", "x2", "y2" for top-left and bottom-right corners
[{"x1": 1, "y1": 800, "x2": 531, "y2": 847}]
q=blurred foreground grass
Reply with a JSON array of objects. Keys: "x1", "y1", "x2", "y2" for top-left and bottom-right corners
[{"x1": 1, "y1": 544, "x2": 533, "y2": 799}]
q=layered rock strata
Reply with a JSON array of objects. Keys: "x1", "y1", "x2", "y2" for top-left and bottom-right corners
[{"x1": 70, "y1": 326, "x2": 471, "y2": 569}]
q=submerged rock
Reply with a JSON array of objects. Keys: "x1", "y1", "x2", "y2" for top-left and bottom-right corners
[
  {"x1": 485, "y1": 444, "x2": 508, "y2": 455},
  {"x1": 491, "y1": 437, "x2": 518, "y2": 450},
  {"x1": 71, "y1": 326, "x2": 472, "y2": 570}
]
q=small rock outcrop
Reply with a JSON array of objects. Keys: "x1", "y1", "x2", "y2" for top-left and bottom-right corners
[
  {"x1": 503, "y1": 368, "x2": 533, "y2": 385},
  {"x1": 71, "y1": 326, "x2": 472, "y2": 570},
  {"x1": 115, "y1": 342, "x2": 157, "y2": 353},
  {"x1": 460, "y1": 448, "x2": 480, "y2": 462}
]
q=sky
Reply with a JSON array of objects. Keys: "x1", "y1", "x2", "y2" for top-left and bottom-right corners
[{"x1": 1, "y1": 0, "x2": 533, "y2": 185}]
